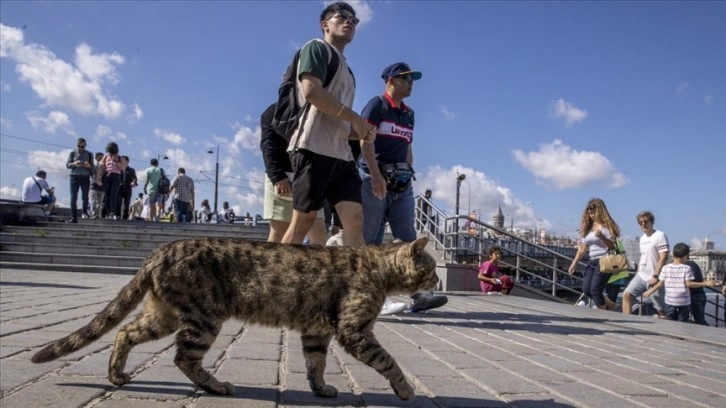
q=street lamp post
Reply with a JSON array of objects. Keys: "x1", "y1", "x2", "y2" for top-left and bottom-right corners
[
  {"x1": 207, "y1": 146, "x2": 219, "y2": 214},
  {"x1": 455, "y1": 172, "x2": 466, "y2": 216}
]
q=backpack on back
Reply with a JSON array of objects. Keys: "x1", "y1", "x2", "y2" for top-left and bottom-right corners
[
  {"x1": 157, "y1": 168, "x2": 171, "y2": 195},
  {"x1": 270, "y1": 40, "x2": 340, "y2": 142}
]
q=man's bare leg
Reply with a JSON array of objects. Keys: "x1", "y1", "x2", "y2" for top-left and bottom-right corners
[
  {"x1": 281, "y1": 210, "x2": 316, "y2": 244},
  {"x1": 268, "y1": 220, "x2": 291, "y2": 243},
  {"x1": 308, "y1": 218, "x2": 328, "y2": 246},
  {"x1": 334, "y1": 201, "x2": 364, "y2": 247}
]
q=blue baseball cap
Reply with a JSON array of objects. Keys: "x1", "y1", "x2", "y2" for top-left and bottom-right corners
[{"x1": 381, "y1": 62, "x2": 422, "y2": 82}]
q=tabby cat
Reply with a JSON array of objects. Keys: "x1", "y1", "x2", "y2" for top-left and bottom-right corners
[{"x1": 32, "y1": 237, "x2": 438, "y2": 401}]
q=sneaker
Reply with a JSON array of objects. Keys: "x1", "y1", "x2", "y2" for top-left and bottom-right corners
[
  {"x1": 576, "y1": 300, "x2": 588, "y2": 307},
  {"x1": 326, "y1": 230, "x2": 345, "y2": 247},
  {"x1": 408, "y1": 291, "x2": 448, "y2": 313},
  {"x1": 66, "y1": 218, "x2": 78, "y2": 224},
  {"x1": 379, "y1": 299, "x2": 408, "y2": 316}
]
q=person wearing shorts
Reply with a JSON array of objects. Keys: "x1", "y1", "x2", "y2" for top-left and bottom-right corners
[
  {"x1": 622, "y1": 211, "x2": 668, "y2": 317},
  {"x1": 281, "y1": 2, "x2": 376, "y2": 246},
  {"x1": 260, "y1": 103, "x2": 326, "y2": 244}
]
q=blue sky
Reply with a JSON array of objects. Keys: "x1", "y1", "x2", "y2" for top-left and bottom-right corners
[{"x1": 1, "y1": 1, "x2": 724, "y2": 248}]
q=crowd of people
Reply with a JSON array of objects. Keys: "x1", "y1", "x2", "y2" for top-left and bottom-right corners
[{"x1": 20, "y1": 2, "x2": 723, "y2": 323}]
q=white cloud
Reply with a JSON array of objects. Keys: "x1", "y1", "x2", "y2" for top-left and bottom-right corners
[
  {"x1": 676, "y1": 81, "x2": 689, "y2": 97},
  {"x1": 704, "y1": 95, "x2": 713, "y2": 105},
  {"x1": 27, "y1": 149, "x2": 73, "y2": 183},
  {"x1": 154, "y1": 128, "x2": 185, "y2": 145},
  {"x1": 230, "y1": 122, "x2": 261, "y2": 156},
  {"x1": 439, "y1": 105, "x2": 458, "y2": 120},
  {"x1": 26, "y1": 110, "x2": 75, "y2": 135},
  {"x1": 549, "y1": 98, "x2": 588, "y2": 127},
  {"x1": 1, "y1": 185, "x2": 21, "y2": 200},
  {"x1": 0, "y1": 116, "x2": 12, "y2": 129},
  {"x1": 0, "y1": 23, "x2": 126, "y2": 119},
  {"x1": 512, "y1": 139, "x2": 630, "y2": 190},
  {"x1": 1, "y1": 82, "x2": 10, "y2": 92},
  {"x1": 414, "y1": 165, "x2": 550, "y2": 232}
]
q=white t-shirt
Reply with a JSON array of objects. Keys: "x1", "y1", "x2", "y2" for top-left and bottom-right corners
[
  {"x1": 660, "y1": 263, "x2": 694, "y2": 307},
  {"x1": 21, "y1": 176, "x2": 49, "y2": 203},
  {"x1": 637, "y1": 229, "x2": 669, "y2": 281}
]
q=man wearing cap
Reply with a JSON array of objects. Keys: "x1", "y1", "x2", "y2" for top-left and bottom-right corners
[
  {"x1": 359, "y1": 62, "x2": 448, "y2": 315},
  {"x1": 281, "y1": 1, "x2": 377, "y2": 247}
]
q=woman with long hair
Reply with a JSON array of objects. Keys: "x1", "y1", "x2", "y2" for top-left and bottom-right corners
[
  {"x1": 95, "y1": 142, "x2": 123, "y2": 219},
  {"x1": 568, "y1": 198, "x2": 621, "y2": 310}
]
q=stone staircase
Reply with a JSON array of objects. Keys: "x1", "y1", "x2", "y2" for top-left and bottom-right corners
[{"x1": 0, "y1": 220, "x2": 271, "y2": 275}]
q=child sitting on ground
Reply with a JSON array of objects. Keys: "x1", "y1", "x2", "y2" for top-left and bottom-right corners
[
  {"x1": 643, "y1": 243, "x2": 718, "y2": 322},
  {"x1": 478, "y1": 246, "x2": 514, "y2": 295}
]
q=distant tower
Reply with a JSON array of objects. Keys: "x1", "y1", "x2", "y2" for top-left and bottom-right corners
[
  {"x1": 704, "y1": 238, "x2": 715, "y2": 250},
  {"x1": 492, "y1": 205, "x2": 504, "y2": 230}
]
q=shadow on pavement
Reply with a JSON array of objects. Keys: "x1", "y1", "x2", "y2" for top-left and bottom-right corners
[{"x1": 0, "y1": 281, "x2": 97, "y2": 290}]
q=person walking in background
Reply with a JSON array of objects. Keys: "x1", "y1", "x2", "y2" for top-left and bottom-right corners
[
  {"x1": 199, "y1": 199, "x2": 213, "y2": 223},
  {"x1": 21, "y1": 170, "x2": 56, "y2": 216},
  {"x1": 622, "y1": 211, "x2": 669, "y2": 318},
  {"x1": 478, "y1": 246, "x2": 514, "y2": 295},
  {"x1": 143, "y1": 158, "x2": 163, "y2": 222},
  {"x1": 281, "y1": 1, "x2": 377, "y2": 246},
  {"x1": 684, "y1": 254, "x2": 709, "y2": 325},
  {"x1": 116, "y1": 156, "x2": 137, "y2": 220},
  {"x1": 65, "y1": 137, "x2": 93, "y2": 223},
  {"x1": 643, "y1": 243, "x2": 718, "y2": 322},
  {"x1": 169, "y1": 167, "x2": 194, "y2": 223},
  {"x1": 568, "y1": 198, "x2": 621, "y2": 310},
  {"x1": 95, "y1": 142, "x2": 123, "y2": 220},
  {"x1": 90, "y1": 152, "x2": 105, "y2": 219},
  {"x1": 359, "y1": 62, "x2": 447, "y2": 315},
  {"x1": 260, "y1": 103, "x2": 327, "y2": 244}
]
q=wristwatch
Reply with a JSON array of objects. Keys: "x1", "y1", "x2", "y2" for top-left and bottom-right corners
[{"x1": 653, "y1": 275, "x2": 660, "y2": 281}]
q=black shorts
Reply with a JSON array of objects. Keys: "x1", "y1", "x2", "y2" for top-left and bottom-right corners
[{"x1": 290, "y1": 149, "x2": 362, "y2": 213}]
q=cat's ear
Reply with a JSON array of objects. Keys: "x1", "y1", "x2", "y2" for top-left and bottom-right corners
[{"x1": 411, "y1": 237, "x2": 428, "y2": 254}]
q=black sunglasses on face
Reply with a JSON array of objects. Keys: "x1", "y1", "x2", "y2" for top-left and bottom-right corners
[
  {"x1": 586, "y1": 206, "x2": 595, "y2": 212},
  {"x1": 77, "y1": 145, "x2": 86, "y2": 148},
  {"x1": 328, "y1": 11, "x2": 359, "y2": 26},
  {"x1": 395, "y1": 74, "x2": 414, "y2": 83}
]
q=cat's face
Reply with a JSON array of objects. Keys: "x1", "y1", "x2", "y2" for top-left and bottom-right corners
[{"x1": 395, "y1": 238, "x2": 439, "y2": 291}]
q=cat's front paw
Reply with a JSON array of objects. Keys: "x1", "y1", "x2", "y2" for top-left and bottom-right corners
[
  {"x1": 109, "y1": 372, "x2": 130, "y2": 386},
  {"x1": 314, "y1": 384, "x2": 338, "y2": 398},
  {"x1": 393, "y1": 382, "x2": 415, "y2": 401}
]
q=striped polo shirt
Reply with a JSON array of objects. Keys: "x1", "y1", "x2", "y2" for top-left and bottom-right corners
[{"x1": 359, "y1": 93, "x2": 414, "y2": 174}]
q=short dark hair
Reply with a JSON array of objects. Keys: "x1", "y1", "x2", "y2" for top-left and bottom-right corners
[
  {"x1": 138, "y1": 192, "x2": 143, "y2": 198},
  {"x1": 636, "y1": 211, "x2": 654, "y2": 224},
  {"x1": 35, "y1": 170, "x2": 47, "y2": 178},
  {"x1": 487, "y1": 246, "x2": 502, "y2": 259},
  {"x1": 150, "y1": 158, "x2": 159, "y2": 166},
  {"x1": 178, "y1": 167, "x2": 186, "y2": 174},
  {"x1": 76, "y1": 137, "x2": 86, "y2": 144},
  {"x1": 122, "y1": 155, "x2": 129, "y2": 162},
  {"x1": 95, "y1": 152, "x2": 104, "y2": 160},
  {"x1": 673, "y1": 243, "x2": 690, "y2": 258},
  {"x1": 320, "y1": 1, "x2": 355, "y2": 22},
  {"x1": 106, "y1": 142, "x2": 119, "y2": 155}
]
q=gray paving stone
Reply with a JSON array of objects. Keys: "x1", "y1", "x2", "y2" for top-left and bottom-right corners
[
  {"x1": 0, "y1": 375, "x2": 110, "y2": 408},
  {"x1": 194, "y1": 386, "x2": 278, "y2": 408},
  {"x1": 215, "y1": 359, "x2": 279, "y2": 386}
]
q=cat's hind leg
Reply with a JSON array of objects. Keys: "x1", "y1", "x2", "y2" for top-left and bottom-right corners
[
  {"x1": 301, "y1": 331, "x2": 337, "y2": 398},
  {"x1": 337, "y1": 325, "x2": 414, "y2": 401},
  {"x1": 109, "y1": 293, "x2": 179, "y2": 386},
  {"x1": 174, "y1": 317, "x2": 234, "y2": 395}
]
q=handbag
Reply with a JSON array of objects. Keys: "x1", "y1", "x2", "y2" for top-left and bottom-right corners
[{"x1": 599, "y1": 239, "x2": 629, "y2": 274}]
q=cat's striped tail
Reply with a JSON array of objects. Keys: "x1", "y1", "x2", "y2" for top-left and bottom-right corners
[{"x1": 31, "y1": 264, "x2": 153, "y2": 363}]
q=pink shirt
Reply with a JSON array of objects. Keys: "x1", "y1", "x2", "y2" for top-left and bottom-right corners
[
  {"x1": 105, "y1": 154, "x2": 121, "y2": 174},
  {"x1": 478, "y1": 260, "x2": 500, "y2": 293}
]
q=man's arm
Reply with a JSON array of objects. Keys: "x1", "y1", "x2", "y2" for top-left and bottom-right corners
[{"x1": 654, "y1": 250, "x2": 668, "y2": 277}]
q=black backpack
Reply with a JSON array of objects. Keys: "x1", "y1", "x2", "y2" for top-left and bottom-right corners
[
  {"x1": 270, "y1": 40, "x2": 340, "y2": 142},
  {"x1": 157, "y1": 168, "x2": 171, "y2": 195}
]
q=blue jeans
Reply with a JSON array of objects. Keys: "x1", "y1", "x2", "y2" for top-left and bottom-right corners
[
  {"x1": 69, "y1": 175, "x2": 90, "y2": 219},
  {"x1": 665, "y1": 304, "x2": 690, "y2": 322},
  {"x1": 582, "y1": 260, "x2": 608, "y2": 307},
  {"x1": 689, "y1": 293, "x2": 708, "y2": 325},
  {"x1": 173, "y1": 199, "x2": 191, "y2": 223},
  {"x1": 361, "y1": 173, "x2": 415, "y2": 245}
]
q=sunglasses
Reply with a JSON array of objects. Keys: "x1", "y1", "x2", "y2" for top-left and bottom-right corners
[
  {"x1": 586, "y1": 206, "x2": 596, "y2": 212},
  {"x1": 77, "y1": 145, "x2": 86, "y2": 148},
  {"x1": 638, "y1": 220, "x2": 650, "y2": 226},
  {"x1": 328, "y1": 11, "x2": 359, "y2": 26},
  {"x1": 395, "y1": 74, "x2": 414, "y2": 83}
]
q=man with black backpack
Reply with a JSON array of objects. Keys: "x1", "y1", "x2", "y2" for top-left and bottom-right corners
[
  {"x1": 359, "y1": 62, "x2": 448, "y2": 315},
  {"x1": 279, "y1": 1, "x2": 376, "y2": 247}
]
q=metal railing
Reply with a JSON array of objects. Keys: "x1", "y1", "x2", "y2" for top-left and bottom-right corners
[{"x1": 414, "y1": 195, "x2": 726, "y2": 326}]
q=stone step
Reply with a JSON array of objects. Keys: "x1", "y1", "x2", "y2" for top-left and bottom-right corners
[
  {"x1": 0, "y1": 251, "x2": 144, "y2": 268},
  {"x1": 0, "y1": 261, "x2": 137, "y2": 275},
  {"x1": 0, "y1": 241, "x2": 157, "y2": 257},
  {"x1": 0, "y1": 230, "x2": 270, "y2": 244}
]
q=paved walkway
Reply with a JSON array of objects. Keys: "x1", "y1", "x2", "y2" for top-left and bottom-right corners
[{"x1": 1, "y1": 269, "x2": 725, "y2": 408}]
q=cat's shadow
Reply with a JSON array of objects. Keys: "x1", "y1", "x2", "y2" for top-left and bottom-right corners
[{"x1": 59, "y1": 381, "x2": 576, "y2": 407}]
